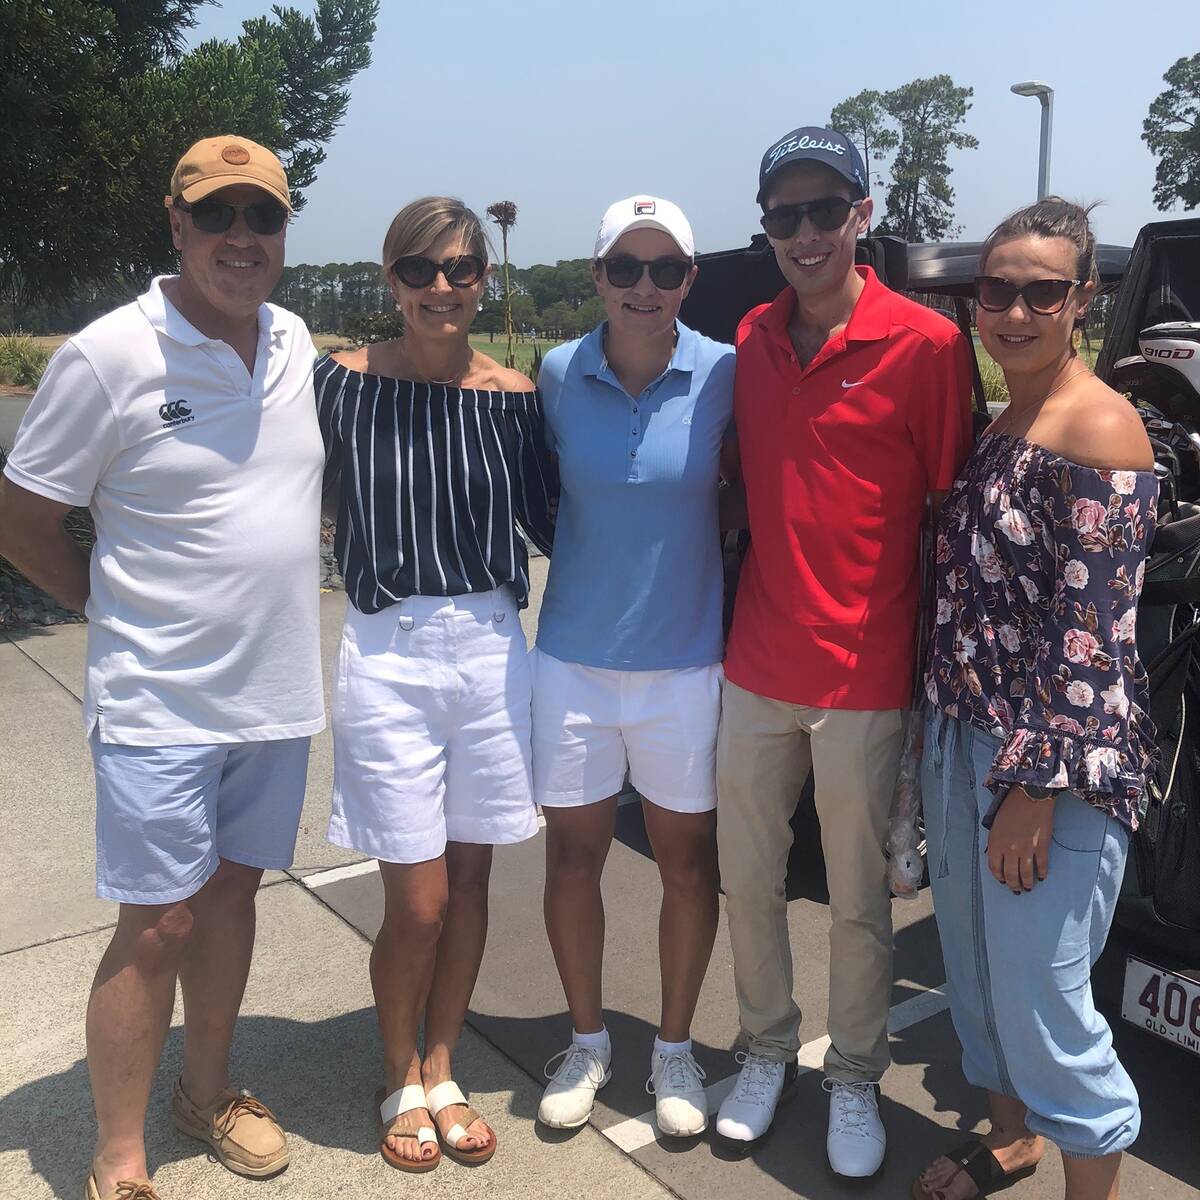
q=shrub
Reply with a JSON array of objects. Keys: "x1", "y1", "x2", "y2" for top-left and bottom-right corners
[
  {"x1": 0, "y1": 335, "x2": 50, "y2": 388},
  {"x1": 338, "y1": 310, "x2": 405, "y2": 346}
]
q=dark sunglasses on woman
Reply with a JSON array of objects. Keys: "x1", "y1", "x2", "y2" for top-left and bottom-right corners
[
  {"x1": 391, "y1": 254, "x2": 487, "y2": 289},
  {"x1": 974, "y1": 276, "x2": 1082, "y2": 315},
  {"x1": 760, "y1": 196, "x2": 862, "y2": 239},
  {"x1": 599, "y1": 255, "x2": 691, "y2": 290},
  {"x1": 173, "y1": 197, "x2": 289, "y2": 236}
]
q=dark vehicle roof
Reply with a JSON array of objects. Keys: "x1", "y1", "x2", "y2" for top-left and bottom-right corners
[
  {"x1": 905, "y1": 240, "x2": 1130, "y2": 296},
  {"x1": 680, "y1": 232, "x2": 1131, "y2": 346}
]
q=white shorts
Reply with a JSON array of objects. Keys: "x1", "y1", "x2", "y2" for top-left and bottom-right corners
[
  {"x1": 90, "y1": 732, "x2": 311, "y2": 905},
  {"x1": 328, "y1": 589, "x2": 539, "y2": 864},
  {"x1": 530, "y1": 648, "x2": 722, "y2": 814}
]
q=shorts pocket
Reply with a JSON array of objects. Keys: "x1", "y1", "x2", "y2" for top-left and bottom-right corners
[{"x1": 1050, "y1": 791, "x2": 1108, "y2": 853}]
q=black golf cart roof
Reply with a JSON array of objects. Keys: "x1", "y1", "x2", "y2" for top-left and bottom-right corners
[{"x1": 679, "y1": 233, "x2": 1131, "y2": 346}]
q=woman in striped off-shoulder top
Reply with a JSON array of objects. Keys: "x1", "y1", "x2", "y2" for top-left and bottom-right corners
[{"x1": 316, "y1": 197, "x2": 557, "y2": 1172}]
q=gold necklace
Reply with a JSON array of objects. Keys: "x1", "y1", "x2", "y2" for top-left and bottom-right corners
[
  {"x1": 994, "y1": 363, "x2": 1090, "y2": 434},
  {"x1": 411, "y1": 347, "x2": 471, "y2": 386}
]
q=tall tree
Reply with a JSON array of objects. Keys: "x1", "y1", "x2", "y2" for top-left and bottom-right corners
[
  {"x1": 829, "y1": 89, "x2": 898, "y2": 195},
  {"x1": 877, "y1": 75, "x2": 978, "y2": 243},
  {"x1": 0, "y1": 0, "x2": 377, "y2": 323},
  {"x1": 1143, "y1": 53, "x2": 1200, "y2": 211}
]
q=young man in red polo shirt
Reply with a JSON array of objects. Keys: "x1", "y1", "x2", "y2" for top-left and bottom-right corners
[{"x1": 714, "y1": 126, "x2": 974, "y2": 1175}]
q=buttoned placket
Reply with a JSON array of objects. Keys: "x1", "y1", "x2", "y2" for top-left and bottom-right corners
[
  {"x1": 207, "y1": 311, "x2": 279, "y2": 399},
  {"x1": 784, "y1": 330, "x2": 850, "y2": 389},
  {"x1": 596, "y1": 360, "x2": 671, "y2": 483}
]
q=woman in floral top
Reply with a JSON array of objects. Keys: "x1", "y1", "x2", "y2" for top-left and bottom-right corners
[{"x1": 914, "y1": 199, "x2": 1156, "y2": 1200}]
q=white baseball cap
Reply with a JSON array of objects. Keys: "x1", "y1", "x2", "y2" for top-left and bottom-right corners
[{"x1": 593, "y1": 195, "x2": 695, "y2": 260}]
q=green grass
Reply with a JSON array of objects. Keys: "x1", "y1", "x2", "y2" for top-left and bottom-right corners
[
  {"x1": 468, "y1": 335, "x2": 562, "y2": 377},
  {"x1": 972, "y1": 334, "x2": 1103, "y2": 410}
]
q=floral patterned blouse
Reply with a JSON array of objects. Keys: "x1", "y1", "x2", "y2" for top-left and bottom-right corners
[{"x1": 925, "y1": 431, "x2": 1158, "y2": 830}]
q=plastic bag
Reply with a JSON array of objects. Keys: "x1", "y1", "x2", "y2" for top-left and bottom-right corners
[
  {"x1": 887, "y1": 706, "x2": 925, "y2": 899},
  {"x1": 886, "y1": 504, "x2": 937, "y2": 898}
]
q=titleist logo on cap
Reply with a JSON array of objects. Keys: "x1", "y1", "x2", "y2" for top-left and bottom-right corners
[{"x1": 765, "y1": 133, "x2": 847, "y2": 172}]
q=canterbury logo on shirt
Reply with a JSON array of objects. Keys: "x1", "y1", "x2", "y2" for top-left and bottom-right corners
[{"x1": 159, "y1": 400, "x2": 194, "y2": 428}]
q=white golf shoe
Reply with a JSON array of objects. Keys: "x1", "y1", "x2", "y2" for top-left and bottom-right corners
[
  {"x1": 714, "y1": 1051, "x2": 797, "y2": 1147},
  {"x1": 824, "y1": 1078, "x2": 886, "y2": 1176},
  {"x1": 538, "y1": 1043, "x2": 611, "y2": 1129},
  {"x1": 646, "y1": 1048, "x2": 708, "y2": 1137}
]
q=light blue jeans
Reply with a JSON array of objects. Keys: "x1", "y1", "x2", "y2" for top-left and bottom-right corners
[{"x1": 921, "y1": 710, "x2": 1140, "y2": 1158}]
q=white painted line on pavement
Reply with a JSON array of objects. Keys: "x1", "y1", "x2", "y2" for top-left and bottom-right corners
[
  {"x1": 888, "y1": 984, "x2": 949, "y2": 1032},
  {"x1": 301, "y1": 859, "x2": 379, "y2": 889},
  {"x1": 599, "y1": 988, "x2": 947, "y2": 1156}
]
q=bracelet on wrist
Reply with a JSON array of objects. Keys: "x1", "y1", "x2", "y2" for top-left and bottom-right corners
[{"x1": 1021, "y1": 785, "x2": 1059, "y2": 801}]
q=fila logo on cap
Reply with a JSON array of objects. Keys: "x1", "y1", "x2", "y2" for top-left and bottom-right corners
[{"x1": 634, "y1": 200, "x2": 656, "y2": 215}]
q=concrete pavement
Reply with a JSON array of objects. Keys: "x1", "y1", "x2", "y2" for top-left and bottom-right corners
[
  {"x1": 2, "y1": 564, "x2": 1197, "y2": 1199},
  {"x1": 0, "y1": 392, "x2": 31, "y2": 451}
]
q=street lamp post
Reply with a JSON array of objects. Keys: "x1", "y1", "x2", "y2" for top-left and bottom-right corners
[{"x1": 1010, "y1": 80, "x2": 1054, "y2": 199}]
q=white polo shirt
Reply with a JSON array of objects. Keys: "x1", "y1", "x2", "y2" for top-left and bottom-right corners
[{"x1": 4, "y1": 276, "x2": 326, "y2": 745}]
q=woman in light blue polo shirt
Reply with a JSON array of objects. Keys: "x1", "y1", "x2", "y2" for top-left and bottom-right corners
[{"x1": 533, "y1": 196, "x2": 734, "y2": 1138}]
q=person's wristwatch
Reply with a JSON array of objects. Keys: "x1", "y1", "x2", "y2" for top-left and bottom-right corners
[{"x1": 1021, "y1": 785, "x2": 1059, "y2": 801}]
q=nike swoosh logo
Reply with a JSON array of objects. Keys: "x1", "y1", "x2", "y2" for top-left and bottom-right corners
[{"x1": 841, "y1": 379, "x2": 864, "y2": 388}]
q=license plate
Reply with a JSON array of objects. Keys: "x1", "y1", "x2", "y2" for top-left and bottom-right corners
[{"x1": 1121, "y1": 955, "x2": 1200, "y2": 1056}]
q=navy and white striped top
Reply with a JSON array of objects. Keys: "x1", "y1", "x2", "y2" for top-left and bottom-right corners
[{"x1": 315, "y1": 355, "x2": 557, "y2": 612}]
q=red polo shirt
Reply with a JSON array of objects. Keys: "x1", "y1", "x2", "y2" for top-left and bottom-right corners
[{"x1": 725, "y1": 266, "x2": 973, "y2": 709}]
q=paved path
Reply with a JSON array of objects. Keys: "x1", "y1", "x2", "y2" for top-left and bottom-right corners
[
  {"x1": 2, "y1": 567, "x2": 1197, "y2": 1199},
  {"x1": 0, "y1": 392, "x2": 32, "y2": 451}
]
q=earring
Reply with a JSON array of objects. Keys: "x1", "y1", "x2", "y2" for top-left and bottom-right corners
[{"x1": 395, "y1": 302, "x2": 402, "y2": 312}]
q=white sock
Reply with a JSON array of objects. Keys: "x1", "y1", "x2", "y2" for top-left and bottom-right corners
[
  {"x1": 572, "y1": 1027, "x2": 611, "y2": 1063},
  {"x1": 654, "y1": 1035, "x2": 692, "y2": 1057}
]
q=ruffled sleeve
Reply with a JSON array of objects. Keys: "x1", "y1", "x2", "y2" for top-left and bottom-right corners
[{"x1": 985, "y1": 462, "x2": 1159, "y2": 824}]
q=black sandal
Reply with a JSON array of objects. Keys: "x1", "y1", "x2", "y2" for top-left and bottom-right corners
[{"x1": 910, "y1": 1138, "x2": 1038, "y2": 1199}]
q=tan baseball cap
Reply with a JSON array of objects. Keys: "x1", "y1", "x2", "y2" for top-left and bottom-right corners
[{"x1": 166, "y1": 135, "x2": 292, "y2": 210}]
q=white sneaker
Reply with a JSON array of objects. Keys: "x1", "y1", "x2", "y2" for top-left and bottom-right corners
[
  {"x1": 714, "y1": 1051, "x2": 795, "y2": 1145},
  {"x1": 538, "y1": 1043, "x2": 611, "y2": 1129},
  {"x1": 824, "y1": 1078, "x2": 886, "y2": 1177},
  {"x1": 646, "y1": 1048, "x2": 708, "y2": 1137}
]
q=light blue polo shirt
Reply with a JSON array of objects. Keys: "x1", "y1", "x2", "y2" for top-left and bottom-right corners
[{"x1": 536, "y1": 320, "x2": 734, "y2": 670}]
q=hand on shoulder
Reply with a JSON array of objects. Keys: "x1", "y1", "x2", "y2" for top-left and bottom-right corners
[{"x1": 1045, "y1": 375, "x2": 1154, "y2": 472}]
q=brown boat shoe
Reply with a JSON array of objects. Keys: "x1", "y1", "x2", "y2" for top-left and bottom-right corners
[
  {"x1": 171, "y1": 1077, "x2": 289, "y2": 1177},
  {"x1": 84, "y1": 1173, "x2": 161, "y2": 1200}
]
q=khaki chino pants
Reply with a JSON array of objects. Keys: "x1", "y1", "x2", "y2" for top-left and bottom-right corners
[{"x1": 716, "y1": 679, "x2": 902, "y2": 1083}]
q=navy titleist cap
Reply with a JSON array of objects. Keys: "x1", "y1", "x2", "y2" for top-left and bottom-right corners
[{"x1": 757, "y1": 125, "x2": 867, "y2": 205}]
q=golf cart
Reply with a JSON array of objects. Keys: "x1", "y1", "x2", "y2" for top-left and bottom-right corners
[
  {"x1": 679, "y1": 222, "x2": 1200, "y2": 1060},
  {"x1": 1093, "y1": 217, "x2": 1200, "y2": 1057}
]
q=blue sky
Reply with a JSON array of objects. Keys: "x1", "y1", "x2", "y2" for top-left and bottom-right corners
[{"x1": 190, "y1": 0, "x2": 1197, "y2": 268}]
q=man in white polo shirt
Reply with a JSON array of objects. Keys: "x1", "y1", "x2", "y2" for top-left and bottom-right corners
[{"x1": 0, "y1": 136, "x2": 323, "y2": 1200}]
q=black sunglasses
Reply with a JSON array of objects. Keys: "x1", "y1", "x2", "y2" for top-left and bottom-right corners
[
  {"x1": 174, "y1": 197, "x2": 289, "y2": 236},
  {"x1": 760, "y1": 196, "x2": 862, "y2": 239},
  {"x1": 598, "y1": 255, "x2": 692, "y2": 290},
  {"x1": 974, "y1": 276, "x2": 1083, "y2": 315},
  {"x1": 391, "y1": 254, "x2": 487, "y2": 289}
]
